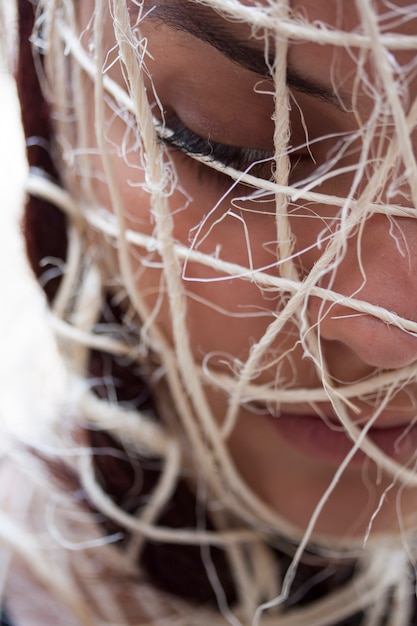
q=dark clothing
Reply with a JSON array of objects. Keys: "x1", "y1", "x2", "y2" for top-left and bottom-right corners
[{"x1": 0, "y1": 613, "x2": 13, "y2": 626}]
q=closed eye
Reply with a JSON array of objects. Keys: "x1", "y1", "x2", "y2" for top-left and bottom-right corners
[{"x1": 156, "y1": 114, "x2": 275, "y2": 180}]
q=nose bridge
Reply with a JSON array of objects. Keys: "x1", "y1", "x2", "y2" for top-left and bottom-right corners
[{"x1": 307, "y1": 213, "x2": 417, "y2": 370}]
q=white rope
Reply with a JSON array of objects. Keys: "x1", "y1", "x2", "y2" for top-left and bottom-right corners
[{"x1": 4, "y1": 0, "x2": 417, "y2": 624}]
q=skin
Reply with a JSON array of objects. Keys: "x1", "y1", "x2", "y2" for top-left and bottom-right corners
[{"x1": 75, "y1": 0, "x2": 417, "y2": 539}]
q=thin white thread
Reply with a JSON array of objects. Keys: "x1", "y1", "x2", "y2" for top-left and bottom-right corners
[{"x1": 3, "y1": 1, "x2": 417, "y2": 625}]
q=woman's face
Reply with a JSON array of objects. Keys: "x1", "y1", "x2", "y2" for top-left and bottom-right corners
[{"x1": 77, "y1": 0, "x2": 417, "y2": 538}]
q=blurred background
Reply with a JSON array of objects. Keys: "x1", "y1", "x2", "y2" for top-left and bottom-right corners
[{"x1": 0, "y1": 6, "x2": 65, "y2": 441}]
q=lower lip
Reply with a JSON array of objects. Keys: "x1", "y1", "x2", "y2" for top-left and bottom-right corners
[{"x1": 272, "y1": 414, "x2": 417, "y2": 467}]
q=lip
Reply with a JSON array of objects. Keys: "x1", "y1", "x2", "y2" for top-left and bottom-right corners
[{"x1": 271, "y1": 412, "x2": 417, "y2": 467}]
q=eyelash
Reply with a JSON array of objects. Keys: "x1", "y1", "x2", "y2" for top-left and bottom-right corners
[{"x1": 157, "y1": 115, "x2": 275, "y2": 182}]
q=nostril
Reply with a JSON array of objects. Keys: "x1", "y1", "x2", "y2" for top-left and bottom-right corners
[{"x1": 310, "y1": 299, "x2": 417, "y2": 371}]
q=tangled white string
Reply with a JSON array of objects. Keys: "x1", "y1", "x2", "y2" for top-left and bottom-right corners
[{"x1": 2, "y1": 0, "x2": 417, "y2": 624}]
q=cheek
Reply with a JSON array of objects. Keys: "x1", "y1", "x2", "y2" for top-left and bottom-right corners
[
  {"x1": 88, "y1": 113, "x2": 336, "y2": 386},
  {"x1": 166, "y1": 154, "x2": 281, "y2": 269},
  {"x1": 112, "y1": 151, "x2": 307, "y2": 370}
]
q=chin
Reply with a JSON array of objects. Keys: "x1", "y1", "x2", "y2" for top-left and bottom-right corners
[
  {"x1": 228, "y1": 409, "x2": 417, "y2": 544},
  {"x1": 268, "y1": 475, "x2": 417, "y2": 544}
]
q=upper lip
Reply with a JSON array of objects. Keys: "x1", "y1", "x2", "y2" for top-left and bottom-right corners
[{"x1": 276, "y1": 401, "x2": 417, "y2": 431}]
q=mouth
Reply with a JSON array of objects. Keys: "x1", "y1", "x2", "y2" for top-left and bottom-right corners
[{"x1": 269, "y1": 410, "x2": 417, "y2": 468}]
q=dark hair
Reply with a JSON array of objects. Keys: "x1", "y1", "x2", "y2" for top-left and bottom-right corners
[{"x1": 17, "y1": 0, "x2": 68, "y2": 304}]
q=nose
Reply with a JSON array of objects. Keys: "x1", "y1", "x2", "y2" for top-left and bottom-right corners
[{"x1": 306, "y1": 215, "x2": 417, "y2": 373}]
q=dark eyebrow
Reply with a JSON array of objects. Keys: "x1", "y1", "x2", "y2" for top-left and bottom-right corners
[{"x1": 144, "y1": 1, "x2": 345, "y2": 110}]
